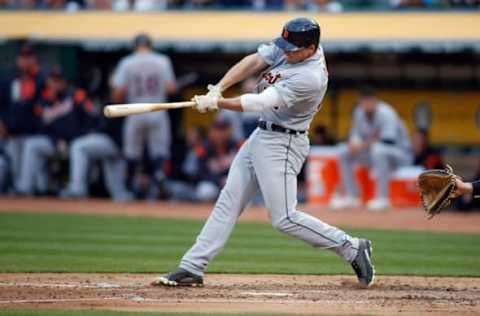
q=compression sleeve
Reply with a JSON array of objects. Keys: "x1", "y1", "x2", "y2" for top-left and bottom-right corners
[
  {"x1": 240, "y1": 86, "x2": 286, "y2": 112},
  {"x1": 472, "y1": 180, "x2": 480, "y2": 199}
]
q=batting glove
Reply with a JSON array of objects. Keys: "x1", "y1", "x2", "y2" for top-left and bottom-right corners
[
  {"x1": 193, "y1": 94, "x2": 219, "y2": 113},
  {"x1": 206, "y1": 84, "x2": 222, "y2": 99}
]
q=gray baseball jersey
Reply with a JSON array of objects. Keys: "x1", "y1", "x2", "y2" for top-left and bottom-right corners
[
  {"x1": 350, "y1": 102, "x2": 412, "y2": 153},
  {"x1": 111, "y1": 51, "x2": 175, "y2": 103},
  {"x1": 111, "y1": 50, "x2": 175, "y2": 160},
  {"x1": 335, "y1": 101, "x2": 413, "y2": 199},
  {"x1": 256, "y1": 43, "x2": 328, "y2": 131},
  {"x1": 179, "y1": 43, "x2": 361, "y2": 277}
]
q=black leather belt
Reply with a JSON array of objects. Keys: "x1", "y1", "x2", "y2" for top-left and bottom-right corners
[{"x1": 258, "y1": 121, "x2": 306, "y2": 135}]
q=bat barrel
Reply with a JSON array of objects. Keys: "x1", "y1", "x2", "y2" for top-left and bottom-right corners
[
  {"x1": 103, "y1": 101, "x2": 195, "y2": 118},
  {"x1": 103, "y1": 104, "x2": 149, "y2": 118}
]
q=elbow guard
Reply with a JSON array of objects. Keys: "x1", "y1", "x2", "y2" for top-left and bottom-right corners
[{"x1": 240, "y1": 86, "x2": 285, "y2": 112}]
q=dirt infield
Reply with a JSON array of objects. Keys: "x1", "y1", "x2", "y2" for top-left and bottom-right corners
[
  {"x1": 1, "y1": 197, "x2": 480, "y2": 315},
  {"x1": 1, "y1": 273, "x2": 479, "y2": 315}
]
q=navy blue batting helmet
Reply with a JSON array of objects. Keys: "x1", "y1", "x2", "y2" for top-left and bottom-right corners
[{"x1": 273, "y1": 17, "x2": 320, "y2": 52}]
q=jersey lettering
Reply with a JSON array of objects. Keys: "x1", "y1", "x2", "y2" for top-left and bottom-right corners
[
  {"x1": 262, "y1": 72, "x2": 281, "y2": 85},
  {"x1": 132, "y1": 74, "x2": 160, "y2": 98}
]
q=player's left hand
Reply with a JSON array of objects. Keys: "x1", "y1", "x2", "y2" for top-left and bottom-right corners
[
  {"x1": 454, "y1": 176, "x2": 472, "y2": 195},
  {"x1": 193, "y1": 94, "x2": 219, "y2": 113},
  {"x1": 206, "y1": 84, "x2": 222, "y2": 99},
  {"x1": 417, "y1": 164, "x2": 461, "y2": 219}
]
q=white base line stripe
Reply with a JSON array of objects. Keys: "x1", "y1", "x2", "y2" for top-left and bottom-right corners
[
  {"x1": 0, "y1": 297, "x2": 121, "y2": 304},
  {"x1": 240, "y1": 292, "x2": 292, "y2": 297},
  {"x1": 0, "y1": 282, "x2": 122, "y2": 289},
  {"x1": 0, "y1": 297, "x2": 325, "y2": 305}
]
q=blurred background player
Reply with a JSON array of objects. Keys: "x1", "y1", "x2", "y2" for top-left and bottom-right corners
[
  {"x1": 412, "y1": 128, "x2": 444, "y2": 170},
  {"x1": 189, "y1": 117, "x2": 238, "y2": 201},
  {"x1": 329, "y1": 87, "x2": 413, "y2": 212},
  {"x1": 110, "y1": 33, "x2": 177, "y2": 200},
  {"x1": 311, "y1": 124, "x2": 334, "y2": 146},
  {"x1": 0, "y1": 123, "x2": 8, "y2": 193},
  {"x1": 59, "y1": 114, "x2": 133, "y2": 202},
  {"x1": 3, "y1": 43, "x2": 45, "y2": 186},
  {"x1": 165, "y1": 125, "x2": 206, "y2": 201},
  {"x1": 15, "y1": 68, "x2": 96, "y2": 195},
  {"x1": 166, "y1": 118, "x2": 239, "y2": 202}
]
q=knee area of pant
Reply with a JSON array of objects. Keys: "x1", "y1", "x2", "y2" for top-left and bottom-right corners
[
  {"x1": 24, "y1": 141, "x2": 42, "y2": 153},
  {"x1": 270, "y1": 214, "x2": 293, "y2": 232},
  {"x1": 370, "y1": 142, "x2": 390, "y2": 158},
  {"x1": 195, "y1": 182, "x2": 218, "y2": 202},
  {"x1": 337, "y1": 143, "x2": 350, "y2": 158},
  {"x1": 70, "y1": 140, "x2": 86, "y2": 152}
]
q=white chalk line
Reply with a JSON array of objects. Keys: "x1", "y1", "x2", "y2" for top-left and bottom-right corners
[
  {"x1": 136, "y1": 298, "x2": 321, "y2": 304},
  {"x1": 0, "y1": 297, "x2": 121, "y2": 304},
  {"x1": 0, "y1": 296, "x2": 323, "y2": 305},
  {"x1": 0, "y1": 282, "x2": 121, "y2": 289},
  {"x1": 240, "y1": 291, "x2": 293, "y2": 297}
]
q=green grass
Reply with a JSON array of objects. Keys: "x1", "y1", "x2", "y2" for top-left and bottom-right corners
[
  {"x1": 0, "y1": 311, "x2": 363, "y2": 316},
  {"x1": 0, "y1": 212, "x2": 479, "y2": 276}
]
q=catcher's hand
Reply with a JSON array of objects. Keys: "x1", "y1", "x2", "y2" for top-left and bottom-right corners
[{"x1": 417, "y1": 165, "x2": 461, "y2": 219}]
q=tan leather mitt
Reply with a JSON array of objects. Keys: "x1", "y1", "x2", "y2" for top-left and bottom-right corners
[{"x1": 417, "y1": 165, "x2": 460, "y2": 219}]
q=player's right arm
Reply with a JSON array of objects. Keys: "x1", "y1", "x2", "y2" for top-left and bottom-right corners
[
  {"x1": 110, "y1": 58, "x2": 128, "y2": 103},
  {"x1": 347, "y1": 108, "x2": 367, "y2": 154},
  {"x1": 162, "y1": 56, "x2": 177, "y2": 96},
  {"x1": 215, "y1": 53, "x2": 268, "y2": 93}
]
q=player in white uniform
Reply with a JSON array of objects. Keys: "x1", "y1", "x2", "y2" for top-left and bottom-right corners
[
  {"x1": 111, "y1": 34, "x2": 176, "y2": 198},
  {"x1": 152, "y1": 18, "x2": 375, "y2": 288},
  {"x1": 329, "y1": 87, "x2": 413, "y2": 212}
]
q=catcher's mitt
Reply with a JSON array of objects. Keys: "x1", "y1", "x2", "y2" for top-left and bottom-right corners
[{"x1": 417, "y1": 165, "x2": 461, "y2": 219}]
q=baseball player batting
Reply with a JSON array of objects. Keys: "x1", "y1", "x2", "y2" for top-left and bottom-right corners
[{"x1": 152, "y1": 17, "x2": 375, "y2": 288}]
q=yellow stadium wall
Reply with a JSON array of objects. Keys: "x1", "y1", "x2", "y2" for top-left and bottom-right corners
[
  {"x1": 179, "y1": 83, "x2": 480, "y2": 145},
  {"x1": 182, "y1": 89, "x2": 480, "y2": 145},
  {"x1": 2, "y1": 12, "x2": 479, "y2": 43},
  {"x1": 334, "y1": 90, "x2": 480, "y2": 145}
]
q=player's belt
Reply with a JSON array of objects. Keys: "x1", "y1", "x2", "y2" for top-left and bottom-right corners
[{"x1": 258, "y1": 121, "x2": 306, "y2": 135}]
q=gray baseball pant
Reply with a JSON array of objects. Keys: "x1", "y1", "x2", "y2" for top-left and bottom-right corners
[
  {"x1": 66, "y1": 133, "x2": 131, "y2": 201},
  {"x1": 337, "y1": 142, "x2": 413, "y2": 199},
  {"x1": 180, "y1": 128, "x2": 359, "y2": 276},
  {"x1": 0, "y1": 155, "x2": 8, "y2": 191},
  {"x1": 123, "y1": 111, "x2": 171, "y2": 160},
  {"x1": 5, "y1": 136, "x2": 25, "y2": 180},
  {"x1": 16, "y1": 135, "x2": 54, "y2": 194}
]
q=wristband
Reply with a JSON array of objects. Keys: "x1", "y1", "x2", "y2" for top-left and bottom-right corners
[{"x1": 472, "y1": 181, "x2": 480, "y2": 199}]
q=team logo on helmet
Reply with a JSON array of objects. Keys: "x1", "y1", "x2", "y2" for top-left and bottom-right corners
[{"x1": 282, "y1": 29, "x2": 289, "y2": 39}]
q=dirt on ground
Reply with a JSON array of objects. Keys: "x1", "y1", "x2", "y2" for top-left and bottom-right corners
[
  {"x1": 0, "y1": 197, "x2": 479, "y2": 315},
  {"x1": 0, "y1": 273, "x2": 479, "y2": 315}
]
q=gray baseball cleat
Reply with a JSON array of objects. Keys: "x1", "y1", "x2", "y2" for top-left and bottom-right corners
[
  {"x1": 351, "y1": 239, "x2": 375, "y2": 287},
  {"x1": 151, "y1": 268, "x2": 204, "y2": 287}
]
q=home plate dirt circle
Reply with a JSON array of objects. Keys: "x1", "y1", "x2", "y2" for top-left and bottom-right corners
[{"x1": 0, "y1": 273, "x2": 479, "y2": 315}]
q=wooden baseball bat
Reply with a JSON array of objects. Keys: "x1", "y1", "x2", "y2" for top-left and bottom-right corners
[{"x1": 103, "y1": 101, "x2": 196, "y2": 118}]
